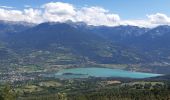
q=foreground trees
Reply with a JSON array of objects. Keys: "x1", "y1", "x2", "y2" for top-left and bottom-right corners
[
  {"x1": 1, "y1": 81, "x2": 170, "y2": 100},
  {"x1": 18, "y1": 82, "x2": 170, "y2": 100},
  {"x1": 0, "y1": 85, "x2": 17, "y2": 100}
]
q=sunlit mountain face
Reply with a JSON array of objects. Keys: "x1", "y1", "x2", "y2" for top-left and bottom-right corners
[{"x1": 0, "y1": 1, "x2": 170, "y2": 100}]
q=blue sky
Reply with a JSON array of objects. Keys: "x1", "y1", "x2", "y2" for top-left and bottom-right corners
[
  {"x1": 0, "y1": 0, "x2": 170, "y2": 27},
  {"x1": 0, "y1": 0, "x2": 170, "y2": 19}
]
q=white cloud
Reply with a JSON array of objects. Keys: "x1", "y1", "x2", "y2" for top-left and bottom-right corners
[
  {"x1": 76, "y1": 7, "x2": 120, "y2": 26},
  {"x1": 42, "y1": 2, "x2": 76, "y2": 22},
  {"x1": 0, "y1": 9, "x2": 24, "y2": 22},
  {"x1": 0, "y1": 8, "x2": 43, "y2": 23},
  {"x1": 0, "y1": 2, "x2": 170, "y2": 27},
  {"x1": 119, "y1": 20, "x2": 151, "y2": 27},
  {"x1": 23, "y1": 8, "x2": 43, "y2": 23},
  {"x1": 147, "y1": 13, "x2": 170, "y2": 25},
  {"x1": 41, "y1": 3, "x2": 120, "y2": 26},
  {"x1": 121, "y1": 13, "x2": 170, "y2": 27}
]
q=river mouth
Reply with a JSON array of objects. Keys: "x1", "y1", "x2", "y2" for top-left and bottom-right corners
[{"x1": 48, "y1": 67, "x2": 162, "y2": 79}]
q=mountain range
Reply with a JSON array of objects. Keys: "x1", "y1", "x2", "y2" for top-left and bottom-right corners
[{"x1": 1, "y1": 20, "x2": 170, "y2": 73}]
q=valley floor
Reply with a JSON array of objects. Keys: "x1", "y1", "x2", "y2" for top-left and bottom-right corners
[
  {"x1": 0, "y1": 64, "x2": 170, "y2": 100},
  {"x1": 0, "y1": 76, "x2": 170, "y2": 100}
]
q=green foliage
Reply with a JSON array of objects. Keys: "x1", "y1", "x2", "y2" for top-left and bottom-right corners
[
  {"x1": 15, "y1": 80, "x2": 170, "y2": 100},
  {"x1": 0, "y1": 84, "x2": 17, "y2": 100}
]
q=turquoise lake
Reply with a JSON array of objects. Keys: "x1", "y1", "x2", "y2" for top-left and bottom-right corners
[{"x1": 53, "y1": 67, "x2": 162, "y2": 79}]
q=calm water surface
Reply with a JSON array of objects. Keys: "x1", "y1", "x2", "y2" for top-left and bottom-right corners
[{"x1": 53, "y1": 67, "x2": 162, "y2": 79}]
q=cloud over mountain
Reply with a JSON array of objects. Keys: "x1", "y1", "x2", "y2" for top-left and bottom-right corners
[
  {"x1": 0, "y1": 2, "x2": 170, "y2": 27},
  {"x1": 76, "y1": 7, "x2": 120, "y2": 26},
  {"x1": 42, "y1": 2, "x2": 76, "y2": 22},
  {"x1": 148, "y1": 13, "x2": 170, "y2": 25}
]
